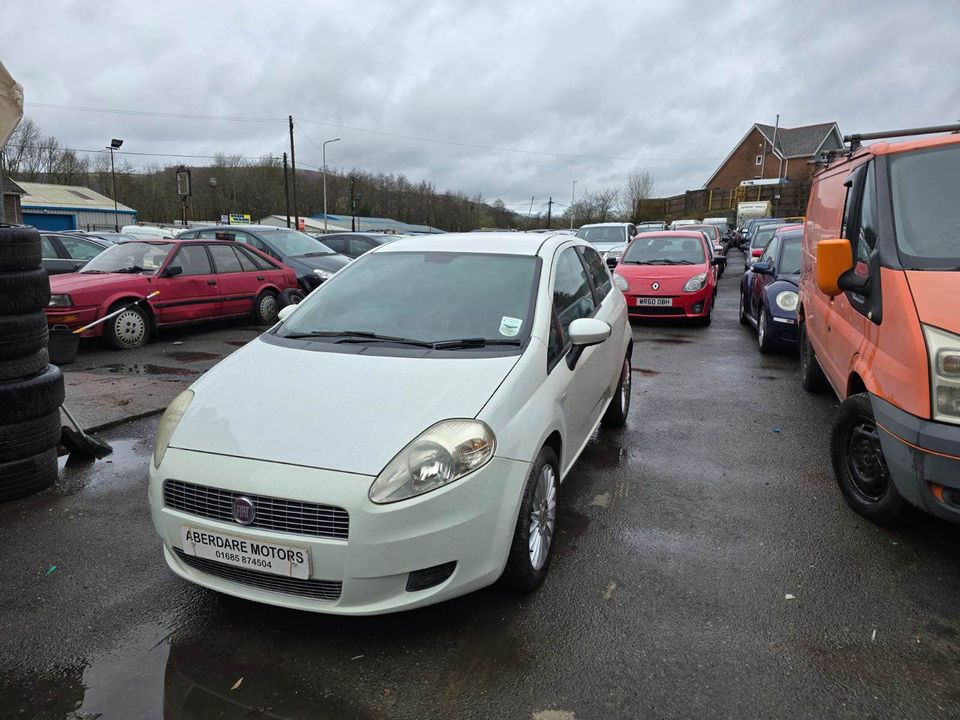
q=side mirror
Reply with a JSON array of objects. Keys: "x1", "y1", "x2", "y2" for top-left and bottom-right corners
[
  {"x1": 751, "y1": 262, "x2": 773, "y2": 275},
  {"x1": 566, "y1": 318, "x2": 611, "y2": 370},
  {"x1": 711, "y1": 257, "x2": 726, "y2": 266},
  {"x1": 277, "y1": 304, "x2": 297, "y2": 322},
  {"x1": 163, "y1": 265, "x2": 183, "y2": 278},
  {"x1": 815, "y1": 239, "x2": 853, "y2": 297}
]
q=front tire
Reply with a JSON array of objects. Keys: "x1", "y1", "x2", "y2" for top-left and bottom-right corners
[
  {"x1": 830, "y1": 393, "x2": 910, "y2": 525},
  {"x1": 738, "y1": 291, "x2": 748, "y2": 325},
  {"x1": 601, "y1": 354, "x2": 631, "y2": 428},
  {"x1": 501, "y1": 446, "x2": 559, "y2": 591},
  {"x1": 103, "y1": 303, "x2": 150, "y2": 350},
  {"x1": 757, "y1": 306, "x2": 773, "y2": 354}
]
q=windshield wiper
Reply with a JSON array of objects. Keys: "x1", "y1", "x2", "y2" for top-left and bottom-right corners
[
  {"x1": 80, "y1": 269, "x2": 107, "y2": 274},
  {"x1": 111, "y1": 266, "x2": 147, "y2": 274},
  {"x1": 282, "y1": 330, "x2": 433, "y2": 348},
  {"x1": 301, "y1": 251, "x2": 333, "y2": 257},
  {"x1": 430, "y1": 337, "x2": 523, "y2": 350},
  {"x1": 624, "y1": 258, "x2": 692, "y2": 265}
]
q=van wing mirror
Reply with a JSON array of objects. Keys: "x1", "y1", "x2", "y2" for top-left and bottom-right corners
[{"x1": 815, "y1": 239, "x2": 853, "y2": 298}]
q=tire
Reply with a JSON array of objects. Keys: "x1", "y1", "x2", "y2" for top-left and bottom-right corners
[
  {"x1": 277, "y1": 287, "x2": 305, "y2": 309},
  {"x1": 738, "y1": 291, "x2": 748, "y2": 325},
  {"x1": 799, "y1": 320, "x2": 829, "y2": 393},
  {"x1": 0, "y1": 268, "x2": 51, "y2": 315},
  {"x1": 601, "y1": 353, "x2": 631, "y2": 428},
  {"x1": 0, "y1": 365, "x2": 65, "y2": 425},
  {"x1": 830, "y1": 393, "x2": 910, "y2": 525},
  {"x1": 0, "y1": 226, "x2": 42, "y2": 271},
  {"x1": 501, "y1": 446, "x2": 559, "y2": 591},
  {"x1": 102, "y1": 303, "x2": 150, "y2": 350},
  {"x1": 0, "y1": 410, "x2": 62, "y2": 463},
  {"x1": 251, "y1": 290, "x2": 279, "y2": 325},
  {"x1": 757, "y1": 307, "x2": 773, "y2": 354},
  {"x1": 0, "y1": 312, "x2": 49, "y2": 361},
  {"x1": 698, "y1": 297, "x2": 713, "y2": 326},
  {"x1": 0, "y1": 448, "x2": 58, "y2": 502},
  {"x1": 0, "y1": 347, "x2": 49, "y2": 382}
]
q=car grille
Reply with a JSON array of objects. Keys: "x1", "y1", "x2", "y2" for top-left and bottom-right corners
[
  {"x1": 173, "y1": 548, "x2": 342, "y2": 601},
  {"x1": 628, "y1": 306, "x2": 685, "y2": 316},
  {"x1": 163, "y1": 479, "x2": 349, "y2": 540}
]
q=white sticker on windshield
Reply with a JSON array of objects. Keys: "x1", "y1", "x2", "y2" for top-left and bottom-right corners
[{"x1": 499, "y1": 316, "x2": 523, "y2": 337}]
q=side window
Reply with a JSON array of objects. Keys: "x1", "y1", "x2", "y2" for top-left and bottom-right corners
[
  {"x1": 546, "y1": 312, "x2": 564, "y2": 367},
  {"x1": 761, "y1": 237, "x2": 779, "y2": 264},
  {"x1": 40, "y1": 235, "x2": 58, "y2": 258},
  {"x1": 238, "y1": 233, "x2": 274, "y2": 258},
  {"x1": 855, "y1": 162, "x2": 879, "y2": 266},
  {"x1": 553, "y1": 247, "x2": 597, "y2": 339},
  {"x1": 232, "y1": 246, "x2": 258, "y2": 272},
  {"x1": 171, "y1": 244, "x2": 213, "y2": 276},
  {"x1": 59, "y1": 237, "x2": 105, "y2": 261},
  {"x1": 349, "y1": 237, "x2": 373, "y2": 256},
  {"x1": 237, "y1": 245, "x2": 275, "y2": 270},
  {"x1": 208, "y1": 244, "x2": 243, "y2": 273},
  {"x1": 579, "y1": 246, "x2": 612, "y2": 302},
  {"x1": 324, "y1": 236, "x2": 346, "y2": 253}
]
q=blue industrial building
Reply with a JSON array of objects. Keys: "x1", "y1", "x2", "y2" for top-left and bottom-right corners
[{"x1": 18, "y1": 181, "x2": 137, "y2": 231}]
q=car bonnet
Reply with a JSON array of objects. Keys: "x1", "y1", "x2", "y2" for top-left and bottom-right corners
[{"x1": 167, "y1": 336, "x2": 522, "y2": 475}]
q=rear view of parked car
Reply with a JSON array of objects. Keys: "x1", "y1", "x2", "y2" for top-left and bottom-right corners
[{"x1": 798, "y1": 124, "x2": 960, "y2": 527}]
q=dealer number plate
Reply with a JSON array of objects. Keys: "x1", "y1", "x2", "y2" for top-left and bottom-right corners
[
  {"x1": 635, "y1": 297, "x2": 673, "y2": 307},
  {"x1": 179, "y1": 526, "x2": 310, "y2": 579}
]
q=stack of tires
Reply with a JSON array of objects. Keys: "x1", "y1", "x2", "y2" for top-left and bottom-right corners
[{"x1": 0, "y1": 225, "x2": 63, "y2": 502}]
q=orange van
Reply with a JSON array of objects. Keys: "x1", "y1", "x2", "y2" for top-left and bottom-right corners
[{"x1": 798, "y1": 124, "x2": 960, "y2": 525}]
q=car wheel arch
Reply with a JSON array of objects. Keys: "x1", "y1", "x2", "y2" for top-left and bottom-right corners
[
  {"x1": 542, "y1": 430, "x2": 563, "y2": 477},
  {"x1": 105, "y1": 294, "x2": 158, "y2": 328},
  {"x1": 847, "y1": 371, "x2": 868, "y2": 399}
]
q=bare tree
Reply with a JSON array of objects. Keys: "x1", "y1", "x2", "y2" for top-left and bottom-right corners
[{"x1": 621, "y1": 168, "x2": 655, "y2": 221}]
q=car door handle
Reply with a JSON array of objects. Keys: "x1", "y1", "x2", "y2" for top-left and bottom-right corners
[
  {"x1": 256, "y1": 275, "x2": 265, "y2": 281},
  {"x1": 207, "y1": 280, "x2": 217, "y2": 286}
]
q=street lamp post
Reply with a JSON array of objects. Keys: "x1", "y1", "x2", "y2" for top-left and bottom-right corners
[
  {"x1": 208, "y1": 177, "x2": 218, "y2": 222},
  {"x1": 570, "y1": 180, "x2": 578, "y2": 230},
  {"x1": 108, "y1": 138, "x2": 123, "y2": 231},
  {"x1": 322, "y1": 138, "x2": 341, "y2": 233}
]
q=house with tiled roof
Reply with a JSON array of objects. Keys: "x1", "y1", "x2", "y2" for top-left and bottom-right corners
[{"x1": 704, "y1": 122, "x2": 844, "y2": 190}]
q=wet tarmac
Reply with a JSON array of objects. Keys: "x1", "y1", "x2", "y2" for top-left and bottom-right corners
[{"x1": 3, "y1": 251, "x2": 960, "y2": 719}]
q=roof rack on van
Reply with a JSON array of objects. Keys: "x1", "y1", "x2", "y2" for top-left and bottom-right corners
[{"x1": 844, "y1": 123, "x2": 960, "y2": 150}]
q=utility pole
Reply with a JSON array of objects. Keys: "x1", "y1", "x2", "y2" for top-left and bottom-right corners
[
  {"x1": 545, "y1": 197, "x2": 553, "y2": 229},
  {"x1": 282, "y1": 152, "x2": 291, "y2": 228},
  {"x1": 288, "y1": 115, "x2": 298, "y2": 228},
  {"x1": 570, "y1": 180, "x2": 578, "y2": 229},
  {"x1": 350, "y1": 179, "x2": 356, "y2": 231},
  {"x1": 526, "y1": 195, "x2": 535, "y2": 230},
  {"x1": 322, "y1": 137, "x2": 341, "y2": 233}
]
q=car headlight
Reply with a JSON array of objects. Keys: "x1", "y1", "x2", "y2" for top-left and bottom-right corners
[
  {"x1": 48, "y1": 294, "x2": 73, "y2": 307},
  {"x1": 923, "y1": 325, "x2": 960, "y2": 425},
  {"x1": 775, "y1": 291, "x2": 799, "y2": 312},
  {"x1": 313, "y1": 268, "x2": 334, "y2": 280},
  {"x1": 613, "y1": 273, "x2": 629, "y2": 291},
  {"x1": 153, "y1": 390, "x2": 194, "y2": 468},
  {"x1": 369, "y1": 419, "x2": 496, "y2": 503},
  {"x1": 683, "y1": 273, "x2": 707, "y2": 292}
]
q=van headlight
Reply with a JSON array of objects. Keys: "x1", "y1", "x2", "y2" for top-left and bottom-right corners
[
  {"x1": 613, "y1": 273, "x2": 629, "y2": 291},
  {"x1": 683, "y1": 273, "x2": 707, "y2": 292},
  {"x1": 775, "y1": 291, "x2": 799, "y2": 311},
  {"x1": 153, "y1": 390, "x2": 194, "y2": 468},
  {"x1": 923, "y1": 325, "x2": 960, "y2": 425},
  {"x1": 369, "y1": 420, "x2": 496, "y2": 503}
]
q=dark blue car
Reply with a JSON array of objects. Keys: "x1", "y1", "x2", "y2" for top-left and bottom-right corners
[{"x1": 739, "y1": 225, "x2": 803, "y2": 353}]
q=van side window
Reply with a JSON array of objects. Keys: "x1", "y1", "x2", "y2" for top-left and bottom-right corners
[
  {"x1": 840, "y1": 165, "x2": 866, "y2": 240},
  {"x1": 855, "y1": 162, "x2": 879, "y2": 265}
]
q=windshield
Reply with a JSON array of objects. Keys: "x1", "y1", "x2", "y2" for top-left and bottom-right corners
[
  {"x1": 778, "y1": 232, "x2": 803, "y2": 274},
  {"x1": 576, "y1": 226, "x2": 625, "y2": 245},
  {"x1": 622, "y1": 235, "x2": 706, "y2": 265},
  {"x1": 890, "y1": 143, "x2": 960, "y2": 270},
  {"x1": 261, "y1": 229, "x2": 335, "y2": 257},
  {"x1": 79, "y1": 241, "x2": 173, "y2": 274},
  {"x1": 277, "y1": 252, "x2": 539, "y2": 346}
]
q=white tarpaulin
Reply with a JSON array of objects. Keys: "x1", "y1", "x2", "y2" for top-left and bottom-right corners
[{"x1": 0, "y1": 61, "x2": 24, "y2": 148}]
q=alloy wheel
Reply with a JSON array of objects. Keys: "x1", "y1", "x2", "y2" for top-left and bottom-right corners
[
  {"x1": 620, "y1": 357, "x2": 631, "y2": 413},
  {"x1": 528, "y1": 463, "x2": 557, "y2": 571}
]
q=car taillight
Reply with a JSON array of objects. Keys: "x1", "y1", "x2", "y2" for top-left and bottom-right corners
[{"x1": 752, "y1": 249, "x2": 763, "y2": 257}]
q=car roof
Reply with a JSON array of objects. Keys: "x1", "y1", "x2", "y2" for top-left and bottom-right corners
[
  {"x1": 373, "y1": 231, "x2": 582, "y2": 257},
  {"x1": 579, "y1": 222, "x2": 630, "y2": 228},
  {"x1": 633, "y1": 230, "x2": 706, "y2": 238}
]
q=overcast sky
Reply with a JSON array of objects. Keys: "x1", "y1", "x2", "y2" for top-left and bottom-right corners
[{"x1": 4, "y1": 0, "x2": 959, "y2": 214}]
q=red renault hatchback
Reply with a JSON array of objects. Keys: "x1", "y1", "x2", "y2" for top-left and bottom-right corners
[
  {"x1": 612, "y1": 231, "x2": 721, "y2": 325},
  {"x1": 45, "y1": 239, "x2": 298, "y2": 348}
]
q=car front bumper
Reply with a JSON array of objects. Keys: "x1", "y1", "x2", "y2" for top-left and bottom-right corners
[
  {"x1": 150, "y1": 448, "x2": 530, "y2": 614},
  {"x1": 625, "y1": 286, "x2": 712, "y2": 319},
  {"x1": 871, "y1": 395, "x2": 960, "y2": 522},
  {"x1": 44, "y1": 306, "x2": 103, "y2": 337}
]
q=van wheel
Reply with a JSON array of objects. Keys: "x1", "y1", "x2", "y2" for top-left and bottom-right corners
[
  {"x1": 830, "y1": 393, "x2": 910, "y2": 525},
  {"x1": 799, "y1": 320, "x2": 828, "y2": 393},
  {"x1": 103, "y1": 303, "x2": 150, "y2": 350},
  {"x1": 601, "y1": 354, "x2": 631, "y2": 428},
  {"x1": 251, "y1": 291, "x2": 279, "y2": 325},
  {"x1": 501, "y1": 446, "x2": 559, "y2": 591}
]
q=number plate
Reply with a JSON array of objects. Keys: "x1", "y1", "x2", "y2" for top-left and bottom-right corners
[
  {"x1": 634, "y1": 297, "x2": 673, "y2": 307},
  {"x1": 179, "y1": 526, "x2": 310, "y2": 579}
]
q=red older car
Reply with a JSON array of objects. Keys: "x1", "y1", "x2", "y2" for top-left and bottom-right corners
[
  {"x1": 45, "y1": 238, "x2": 298, "y2": 349},
  {"x1": 612, "y1": 231, "x2": 721, "y2": 325}
]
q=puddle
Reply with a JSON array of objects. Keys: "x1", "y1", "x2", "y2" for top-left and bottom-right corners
[
  {"x1": 101, "y1": 363, "x2": 197, "y2": 377},
  {"x1": 579, "y1": 441, "x2": 626, "y2": 469},
  {"x1": 559, "y1": 510, "x2": 591, "y2": 538},
  {"x1": 165, "y1": 351, "x2": 222, "y2": 362},
  {"x1": 632, "y1": 367, "x2": 660, "y2": 376}
]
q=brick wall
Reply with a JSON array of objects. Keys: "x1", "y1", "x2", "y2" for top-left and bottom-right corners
[{"x1": 707, "y1": 127, "x2": 817, "y2": 190}]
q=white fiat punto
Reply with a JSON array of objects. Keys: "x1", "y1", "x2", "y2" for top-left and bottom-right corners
[{"x1": 149, "y1": 232, "x2": 632, "y2": 615}]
